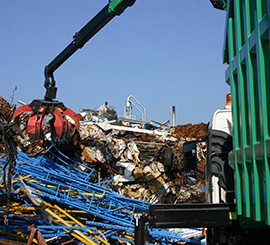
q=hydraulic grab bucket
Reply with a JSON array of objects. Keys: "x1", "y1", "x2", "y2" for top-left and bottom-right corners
[{"x1": 13, "y1": 99, "x2": 79, "y2": 143}]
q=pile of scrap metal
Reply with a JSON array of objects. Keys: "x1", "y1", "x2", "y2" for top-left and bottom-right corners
[
  {"x1": 78, "y1": 102, "x2": 207, "y2": 204},
  {"x1": 0, "y1": 96, "x2": 207, "y2": 244},
  {"x1": 0, "y1": 145, "x2": 205, "y2": 244},
  {"x1": 2, "y1": 97, "x2": 208, "y2": 205}
]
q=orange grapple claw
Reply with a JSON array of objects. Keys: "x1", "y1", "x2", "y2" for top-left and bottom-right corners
[{"x1": 13, "y1": 100, "x2": 79, "y2": 143}]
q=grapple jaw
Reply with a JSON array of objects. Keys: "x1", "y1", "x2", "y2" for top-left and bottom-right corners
[{"x1": 13, "y1": 99, "x2": 79, "y2": 144}]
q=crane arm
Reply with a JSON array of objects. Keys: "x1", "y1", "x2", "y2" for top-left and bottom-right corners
[
  {"x1": 44, "y1": 0, "x2": 135, "y2": 100},
  {"x1": 209, "y1": 0, "x2": 227, "y2": 10}
]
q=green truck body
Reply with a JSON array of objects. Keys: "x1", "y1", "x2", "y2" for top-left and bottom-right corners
[{"x1": 224, "y1": 0, "x2": 270, "y2": 228}]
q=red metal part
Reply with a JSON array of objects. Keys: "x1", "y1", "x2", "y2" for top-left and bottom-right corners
[
  {"x1": 52, "y1": 107, "x2": 70, "y2": 141},
  {"x1": 95, "y1": 157, "x2": 122, "y2": 175},
  {"x1": 13, "y1": 104, "x2": 32, "y2": 120},
  {"x1": 63, "y1": 107, "x2": 80, "y2": 129},
  {"x1": 13, "y1": 101, "x2": 79, "y2": 143},
  {"x1": 27, "y1": 107, "x2": 46, "y2": 141}
]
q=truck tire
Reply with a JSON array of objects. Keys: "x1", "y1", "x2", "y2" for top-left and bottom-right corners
[{"x1": 206, "y1": 129, "x2": 234, "y2": 204}]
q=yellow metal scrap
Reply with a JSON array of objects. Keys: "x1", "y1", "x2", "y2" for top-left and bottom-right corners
[
  {"x1": 53, "y1": 204, "x2": 110, "y2": 245},
  {"x1": 45, "y1": 207, "x2": 96, "y2": 245},
  {"x1": 43, "y1": 201, "x2": 110, "y2": 245}
]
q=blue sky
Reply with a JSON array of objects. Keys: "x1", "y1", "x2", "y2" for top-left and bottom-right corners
[{"x1": 0, "y1": 1, "x2": 228, "y2": 125}]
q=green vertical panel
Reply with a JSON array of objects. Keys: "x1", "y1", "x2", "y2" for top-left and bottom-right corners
[
  {"x1": 241, "y1": 64, "x2": 251, "y2": 146},
  {"x1": 261, "y1": 38, "x2": 270, "y2": 223},
  {"x1": 229, "y1": 3, "x2": 236, "y2": 59},
  {"x1": 235, "y1": 0, "x2": 253, "y2": 218},
  {"x1": 235, "y1": 2, "x2": 249, "y2": 148},
  {"x1": 228, "y1": 3, "x2": 240, "y2": 148},
  {"x1": 247, "y1": 36, "x2": 264, "y2": 224},
  {"x1": 257, "y1": 0, "x2": 270, "y2": 137},
  {"x1": 235, "y1": 156, "x2": 243, "y2": 215},
  {"x1": 256, "y1": 0, "x2": 270, "y2": 225},
  {"x1": 263, "y1": 38, "x2": 270, "y2": 224},
  {"x1": 242, "y1": 0, "x2": 257, "y2": 221},
  {"x1": 244, "y1": 159, "x2": 252, "y2": 218},
  {"x1": 225, "y1": 0, "x2": 270, "y2": 227},
  {"x1": 256, "y1": 3, "x2": 267, "y2": 132},
  {"x1": 232, "y1": 70, "x2": 243, "y2": 215},
  {"x1": 233, "y1": 71, "x2": 241, "y2": 150},
  {"x1": 261, "y1": 39, "x2": 270, "y2": 137},
  {"x1": 245, "y1": 1, "x2": 260, "y2": 151},
  {"x1": 235, "y1": 0, "x2": 244, "y2": 48},
  {"x1": 240, "y1": 63, "x2": 252, "y2": 218},
  {"x1": 250, "y1": 53, "x2": 262, "y2": 143},
  {"x1": 254, "y1": 158, "x2": 264, "y2": 221},
  {"x1": 245, "y1": 0, "x2": 264, "y2": 221},
  {"x1": 249, "y1": 0, "x2": 256, "y2": 33},
  {"x1": 227, "y1": 1, "x2": 242, "y2": 215},
  {"x1": 239, "y1": 0, "x2": 246, "y2": 48},
  {"x1": 262, "y1": 0, "x2": 268, "y2": 17}
]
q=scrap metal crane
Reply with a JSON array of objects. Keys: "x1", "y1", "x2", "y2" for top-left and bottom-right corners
[
  {"x1": 12, "y1": 0, "x2": 226, "y2": 143},
  {"x1": 13, "y1": 0, "x2": 135, "y2": 143}
]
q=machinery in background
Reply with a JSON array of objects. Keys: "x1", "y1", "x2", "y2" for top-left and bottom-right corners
[{"x1": 124, "y1": 95, "x2": 147, "y2": 122}]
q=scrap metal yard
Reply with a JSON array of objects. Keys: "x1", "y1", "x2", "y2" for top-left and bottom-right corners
[
  {"x1": 3, "y1": 0, "x2": 270, "y2": 244},
  {"x1": 0, "y1": 95, "x2": 207, "y2": 244}
]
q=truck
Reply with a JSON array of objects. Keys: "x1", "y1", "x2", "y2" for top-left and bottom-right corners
[
  {"x1": 134, "y1": 0, "x2": 270, "y2": 244},
  {"x1": 12, "y1": 0, "x2": 270, "y2": 244}
]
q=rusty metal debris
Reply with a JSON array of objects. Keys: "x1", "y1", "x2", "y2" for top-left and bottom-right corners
[
  {"x1": 0, "y1": 96, "x2": 13, "y2": 122},
  {"x1": 2, "y1": 97, "x2": 208, "y2": 204},
  {"x1": 27, "y1": 226, "x2": 46, "y2": 245},
  {"x1": 0, "y1": 96, "x2": 207, "y2": 244}
]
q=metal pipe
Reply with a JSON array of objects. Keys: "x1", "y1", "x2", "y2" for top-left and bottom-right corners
[{"x1": 172, "y1": 106, "x2": 176, "y2": 126}]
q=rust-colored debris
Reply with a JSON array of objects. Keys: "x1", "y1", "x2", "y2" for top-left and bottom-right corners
[
  {"x1": 0, "y1": 95, "x2": 12, "y2": 122},
  {"x1": 171, "y1": 124, "x2": 208, "y2": 188},
  {"x1": 0, "y1": 239, "x2": 26, "y2": 245},
  {"x1": 26, "y1": 226, "x2": 46, "y2": 245},
  {"x1": 173, "y1": 123, "x2": 208, "y2": 139}
]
